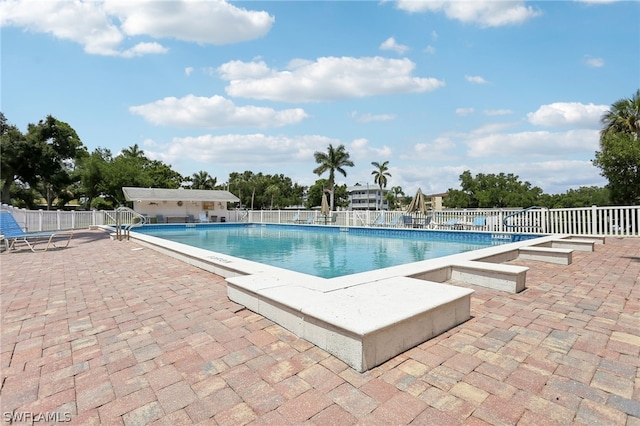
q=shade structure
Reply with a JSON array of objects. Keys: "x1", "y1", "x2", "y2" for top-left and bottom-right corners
[
  {"x1": 321, "y1": 192, "x2": 331, "y2": 216},
  {"x1": 406, "y1": 188, "x2": 428, "y2": 215}
]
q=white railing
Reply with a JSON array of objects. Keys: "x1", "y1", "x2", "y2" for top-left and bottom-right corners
[
  {"x1": 242, "y1": 206, "x2": 640, "y2": 236},
  {"x1": 2, "y1": 204, "x2": 639, "y2": 236},
  {"x1": 1, "y1": 204, "x2": 113, "y2": 232}
]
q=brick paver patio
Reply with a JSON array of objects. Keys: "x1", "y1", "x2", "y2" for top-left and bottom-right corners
[{"x1": 1, "y1": 230, "x2": 638, "y2": 425}]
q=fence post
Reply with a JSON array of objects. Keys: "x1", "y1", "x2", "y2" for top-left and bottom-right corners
[{"x1": 591, "y1": 205, "x2": 598, "y2": 235}]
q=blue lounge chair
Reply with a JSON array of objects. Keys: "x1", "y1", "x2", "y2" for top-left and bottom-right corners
[
  {"x1": 316, "y1": 213, "x2": 338, "y2": 225},
  {"x1": 402, "y1": 215, "x2": 413, "y2": 227},
  {"x1": 388, "y1": 216, "x2": 402, "y2": 227},
  {"x1": 290, "y1": 213, "x2": 300, "y2": 223},
  {"x1": 419, "y1": 216, "x2": 433, "y2": 229},
  {"x1": 0, "y1": 211, "x2": 72, "y2": 252},
  {"x1": 156, "y1": 214, "x2": 165, "y2": 224},
  {"x1": 370, "y1": 214, "x2": 385, "y2": 227},
  {"x1": 466, "y1": 216, "x2": 486, "y2": 230},
  {"x1": 435, "y1": 218, "x2": 461, "y2": 230}
]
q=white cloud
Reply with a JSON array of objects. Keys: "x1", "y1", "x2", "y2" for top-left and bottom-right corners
[
  {"x1": 584, "y1": 56, "x2": 605, "y2": 68},
  {"x1": 396, "y1": 0, "x2": 541, "y2": 27},
  {"x1": 0, "y1": 0, "x2": 273, "y2": 56},
  {"x1": 121, "y1": 42, "x2": 168, "y2": 58},
  {"x1": 348, "y1": 138, "x2": 393, "y2": 160},
  {"x1": 351, "y1": 111, "x2": 397, "y2": 123},
  {"x1": 456, "y1": 107, "x2": 475, "y2": 116},
  {"x1": 154, "y1": 133, "x2": 338, "y2": 167},
  {"x1": 424, "y1": 45, "x2": 436, "y2": 54},
  {"x1": 104, "y1": 0, "x2": 273, "y2": 45},
  {"x1": 129, "y1": 95, "x2": 308, "y2": 128},
  {"x1": 527, "y1": 102, "x2": 608, "y2": 128},
  {"x1": 380, "y1": 37, "x2": 410, "y2": 55},
  {"x1": 219, "y1": 56, "x2": 445, "y2": 102},
  {"x1": 484, "y1": 109, "x2": 514, "y2": 116},
  {"x1": 466, "y1": 129, "x2": 599, "y2": 157},
  {"x1": 465, "y1": 75, "x2": 488, "y2": 84},
  {"x1": 510, "y1": 160, "x2": 605, "y2": 193},
  {"x1": 185, "y1": 67, "x2": 194, "y2": 77}
]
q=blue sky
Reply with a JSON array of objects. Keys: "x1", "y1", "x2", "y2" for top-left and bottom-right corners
[{"x1": 2, "y1": 0, "x2": 638, "y2": 197}]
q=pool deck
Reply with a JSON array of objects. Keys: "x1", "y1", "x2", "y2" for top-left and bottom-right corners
[{"x1": 1, "y1": 230, "x2": 639, "y2": 425}]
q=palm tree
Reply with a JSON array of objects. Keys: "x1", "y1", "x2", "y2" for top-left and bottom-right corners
[
  {"x1": 121, "y1": 144, "x2": 145, "y2": 158},
  {"x1": 191, "y1": 171, "x2": 216, "y2": 190},
  {"x1": 389, "y1": 185, "x2": 405, "y2": 210},
  {"x1": 371, "y1": 161, "x2": 391, "y2": 210},
  {"x1": 313, "y1": 144, "x2": 354, "y2": 210},
  {"x1": 601, "y1": 89, "x2": 640, "y2": 139}
]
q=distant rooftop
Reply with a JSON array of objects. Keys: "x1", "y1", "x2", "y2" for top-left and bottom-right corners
[{"x1": 122, "y1": 187, "x2": 240, "y2": 203}]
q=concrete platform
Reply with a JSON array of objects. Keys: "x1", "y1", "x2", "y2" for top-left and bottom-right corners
[{"x1": 227, "y1": 275, "x2": 473, "y2": 372}]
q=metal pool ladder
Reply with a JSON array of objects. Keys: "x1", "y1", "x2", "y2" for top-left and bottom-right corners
[{"x1": 115, "y1": 207, "x2": 147, "y2": 240}]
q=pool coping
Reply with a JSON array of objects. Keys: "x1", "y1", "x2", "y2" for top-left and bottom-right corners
[
  {"x1": 125, "y1": 225, "x2": 599, "y2": 371},
  {"x1": 127, "y1": 224, "x2": 568, "y2": 283}
]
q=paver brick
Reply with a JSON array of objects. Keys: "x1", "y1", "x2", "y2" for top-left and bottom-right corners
[{"x1": 2, "y1": 231, "x2": 638, "y2": 424}]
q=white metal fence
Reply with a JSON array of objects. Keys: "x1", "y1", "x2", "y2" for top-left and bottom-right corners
[{"x1": 2, "y1": 204, "x2": 639, "y2": 237}]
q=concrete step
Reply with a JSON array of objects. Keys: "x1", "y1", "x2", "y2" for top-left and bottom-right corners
[
  {"x1": 449, "y1": 260, "x2": 528, "y2": 293},
  {"x1": 518, "y1": 246, "x2": 573, "y2": 265}
]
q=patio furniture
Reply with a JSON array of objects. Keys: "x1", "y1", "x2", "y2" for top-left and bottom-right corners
[{"x1": 0, "y1": 211, "x2": 73, "y2": 252}]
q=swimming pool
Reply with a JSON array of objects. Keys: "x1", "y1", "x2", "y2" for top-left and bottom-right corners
[{"x1": 135, "y1": 223, "x2": 540, "y2": 278}]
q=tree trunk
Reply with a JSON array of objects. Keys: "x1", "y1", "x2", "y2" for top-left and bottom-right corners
[{"x1": 0, "y1": 178, "x2": 12, "y2": 205}]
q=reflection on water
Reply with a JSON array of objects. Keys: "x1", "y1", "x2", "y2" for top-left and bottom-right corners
[{"x1": 142, "y1": 226, "x2": 502, "y2": 278}]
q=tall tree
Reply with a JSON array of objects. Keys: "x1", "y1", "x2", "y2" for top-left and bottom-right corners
[
  {"x1": 600, "y1": 89, "x2": 640, "y2": 139},
  {"x1": 313, "y1": 144, "x2": 354, "y2": 210},
  {"x1": 77, "y1": 148, "x2": 112, "y2": 209},
  {"x1": 594, "y1": 132, "x2": 640, "y2": 205},
  {"x1": 1, "y1": 114, "x2": 85, "y2": 209},
  {"x1": 594, "y1": 90, "x2": 640, "y2": 205},
  {"x1": 387, "y1": 185, "x2": 405, "y2": 210},
  {"x1": 121, "y1": 143, "x2": 145, "y2": 158},
  {"x1": 0, "y1": 113, "x2": 28, "y2": 204},
  {"x1": 190, "y1": 171, "x2": 217, "y2": 190},
  {"x1": 444, "y1": 170, "x2": 543, "y2": 208},
  {"x1": 306, "y1": 179, "x2": 349, "y2": 210},
  {"x1": 371, "y1": 161, "x2": 391, "y2": 210}
]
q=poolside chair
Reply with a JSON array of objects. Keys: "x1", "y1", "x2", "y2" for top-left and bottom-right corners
[
  {"x1": 435, "y1": 218, "x2": 462, "y2": 230},
  {"x1": 402, "y1": 215, "x2": 413, "y2": 227},
  {"x1": 388, "y1": 216, "x2": 402, "y2": 227},
  {"x1": 198, "y1": 213, "x2": 208, "y2": 223},
  {"x1": 0, "y1": 211, "x2": 73, "y2": 252},
  {"x1": 187, "y1": 214, "x2": 195, "y2": 223},
  {"x1": 370, "y1": 214, "x2": 385, "y2": 227},
  {"x1": 419, "y1": 216, "x2": 433, "y2": 229},
  {"x1": 466, "y1": 216, "x2": 486, "y2": 230},
  {"x1": 156, "y1": 214, "x2": 165, "y2": 224},
  {"x1": 290, "y1": 213, "x2": 300, "y2": 223},
  {"x1": 303, "y1": 215, "x2": 314, "y2": 224}
]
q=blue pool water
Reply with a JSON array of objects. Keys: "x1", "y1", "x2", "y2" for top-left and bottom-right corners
[{"x1": 136, "y1": 224, "x2": 539, "y2": 278}]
